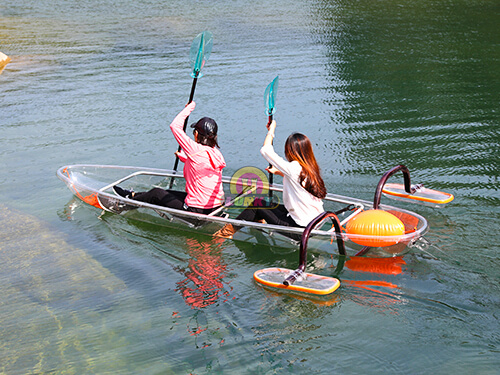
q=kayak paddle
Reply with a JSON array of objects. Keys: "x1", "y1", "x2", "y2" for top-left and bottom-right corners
[
  {"x1": 170, "y1": 31, "x2": 213, "y2": 188},
  {"x1": 264, "y1": 75, "x2": 279, "y2": 198}
]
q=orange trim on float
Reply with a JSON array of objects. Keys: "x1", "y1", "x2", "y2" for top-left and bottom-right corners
[
  {"x1": 382, "y1": 183, "x2": 454, "y2": 204},
  {"x1": 253, "y1": 268, "x2": 340, "y2": 295}
]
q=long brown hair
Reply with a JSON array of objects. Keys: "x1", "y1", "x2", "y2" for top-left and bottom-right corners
[{"x1": 284, "y1": 133, "x2": 326, "y2": 199}]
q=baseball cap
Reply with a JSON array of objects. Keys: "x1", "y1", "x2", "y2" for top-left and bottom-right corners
[{"x1": 190, "y1": 117, "x2": 218, "y2": 136}]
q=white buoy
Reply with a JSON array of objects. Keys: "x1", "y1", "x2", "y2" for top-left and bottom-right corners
[{"x1": 0, "y1": 52, "x2": 11, "y2": 74}]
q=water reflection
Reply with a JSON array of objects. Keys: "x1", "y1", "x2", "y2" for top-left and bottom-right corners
[
  {"x1": 312, "y1": 0, "x2": 499, "y2": 197},
  {"x1": 345, "y1": 256, "x2": 405, "y2": 275},
  {"x1": 175, "y1": 237, "x2": 232, "y2": 309},
  {"x1": 63, "y1": 197, "x2": 233, "y2": 310}
]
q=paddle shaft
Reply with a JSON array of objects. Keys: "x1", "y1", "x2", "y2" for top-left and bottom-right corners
[
  {"x1": 264, "y1": 76, "x2": 278, "y2": 199},
  {"x1": 267, "y1": 115, "x2": 274, "y2": 198},
  {"x1": 169, "y1": 75, "x2": 198, "y2": 188}
]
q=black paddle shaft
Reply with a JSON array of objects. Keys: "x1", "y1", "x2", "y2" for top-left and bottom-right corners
[
  {"x1": 169, "y1": 76, "x2": 198, "y2": 188},
  {"x1": 267, "y1": 115, "x2": 273, "y2": 198}
]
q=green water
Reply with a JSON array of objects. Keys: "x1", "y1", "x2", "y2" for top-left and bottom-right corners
[{"x1": 1, "y1": 0, "x2": 498, "y2": 373}]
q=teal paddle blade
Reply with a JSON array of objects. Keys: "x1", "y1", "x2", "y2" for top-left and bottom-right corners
[
  {"x1": 264, "y1": 75, "x2": 279, "y2": 116},
  {"x1": 190, "y1": 31, "x2": 213, "y2": 78}
]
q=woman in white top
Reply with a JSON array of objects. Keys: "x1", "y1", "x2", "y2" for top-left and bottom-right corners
[{"x1": 214, "y1": 120, "x2": 326, "y2": 239}]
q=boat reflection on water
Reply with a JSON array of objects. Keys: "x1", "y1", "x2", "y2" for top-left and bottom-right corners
[
  {"x1": 342, "y1": 256, "x2": 406, "y2": 313},
  {"x1": 345, "y1": 256, "x2": 406, "y2": 275},
  {"x1": 253, "y1": 254, "x2": 407, "y2": 311},
  {"x1": 62, "y1": 197, "x2": 406, "y2": 312},
  {"x1": 61, "y1": 197, "x2": 233, "y2": 310},
  {"x1": 255, "y1": 284, "x2": 341, "y2": 306},
  {"x1": 175, "y1": 237, "x2": 232, "y2": 309}
]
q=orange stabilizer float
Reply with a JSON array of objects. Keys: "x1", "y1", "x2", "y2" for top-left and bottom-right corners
[
  {"x1": 254, "y1": 268, "x2": 341, "y2": 295},
  {"x1": 382, "y1": 183, "x2": 454, "y2": 206},
  {"x1": 374, "y1": 164, "x2": 453, "y2": 207},
  {"x1": 254, "y1": 212, "x2": 346, "y2": 296}
]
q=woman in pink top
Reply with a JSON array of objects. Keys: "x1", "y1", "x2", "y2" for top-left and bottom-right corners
[{"x1": 114, "y1": 102, "x2": 226, "y2": 215}]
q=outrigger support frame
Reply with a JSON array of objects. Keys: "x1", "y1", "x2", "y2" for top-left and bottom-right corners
[
  {"x1": 354, "y1": 164, "x2": 423, "y2": 257},
  {"x1": 373, "y1": 164, "x2": 420, "y2": 209},
  {"x1": 283, "y1": 211, "x2": 346, "y2": 286}
]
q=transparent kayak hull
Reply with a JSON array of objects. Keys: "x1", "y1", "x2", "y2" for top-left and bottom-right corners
[{"x1": 57, "y1": 164, "x2": 429, "y2": 257}]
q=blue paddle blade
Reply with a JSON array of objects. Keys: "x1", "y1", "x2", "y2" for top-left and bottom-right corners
[
  {"x1": 190, "y1": 31, "x2": 213, "y2": 78},
  {"x1": 264, "y1": 75, "x2": 279, "y2": 116}
]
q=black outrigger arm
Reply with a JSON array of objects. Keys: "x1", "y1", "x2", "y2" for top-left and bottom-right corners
[
  {"x1": 373, "y1": 164, "x2": 421, "y2": 209},
  {"x1": 283, "y1": 211, "x2": 346, "y2": 286}
]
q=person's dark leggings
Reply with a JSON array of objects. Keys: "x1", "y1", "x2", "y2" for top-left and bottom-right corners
[
  {"x1": 236, "y1": 203, "x2": 297, "y2": 226},
  {"x1": 235, "y1": 203, "x2": 303, "y2": 241},
  {"x1": 133, "y1": 188, "x2": 217, "y2": 215}
]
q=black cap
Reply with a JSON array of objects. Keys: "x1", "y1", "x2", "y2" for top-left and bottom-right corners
[{"x1": 190, "y1": 117, "x2": 218, "y2": 137}]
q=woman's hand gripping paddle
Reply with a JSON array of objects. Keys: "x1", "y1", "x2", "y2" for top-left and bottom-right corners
[
  {"x1": 170, "y1": 31, "x2": 213, "y2": 188},
  {"x1": 264, "y1": 75, "x2": 279, "y2": 198}
]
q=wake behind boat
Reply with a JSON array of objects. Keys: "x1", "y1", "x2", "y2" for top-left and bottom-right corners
[{"x1": 57, "y1": 163, "x2": 446, "y2": 258}]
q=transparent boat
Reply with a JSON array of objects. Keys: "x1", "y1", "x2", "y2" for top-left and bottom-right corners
[{"x1": 57, "y1": 164, "x2": 434, "y2": 258}]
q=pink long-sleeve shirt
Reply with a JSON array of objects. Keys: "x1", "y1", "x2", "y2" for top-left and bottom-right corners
[{"x1": 170, "y1": 102, "x2": 226, "y2": 209}]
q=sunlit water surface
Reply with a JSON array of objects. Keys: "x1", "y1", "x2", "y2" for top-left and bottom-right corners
[{"x1": 1, "y1": 0, "x2": 498, "y2": 373}]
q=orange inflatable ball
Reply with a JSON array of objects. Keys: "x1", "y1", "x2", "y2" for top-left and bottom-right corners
[{"x1": 345, "y1": 209, "x2": 405, "y2": 247}]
